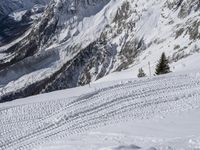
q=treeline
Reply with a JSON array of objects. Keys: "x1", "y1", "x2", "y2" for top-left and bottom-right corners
[{"x1": 137, "y1": 52, "x2": 171, "y2": 78}]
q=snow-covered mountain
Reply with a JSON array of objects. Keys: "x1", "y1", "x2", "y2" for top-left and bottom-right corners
[
  {"x1": 0, "y1": 0, "x2": 49, "y2": 16},
  {"x1": 0, "y1": 0, "x2": 49, "y2": 45},
  {"x1": 0, "y1": 0, "x2": 200, "y2": 102}
]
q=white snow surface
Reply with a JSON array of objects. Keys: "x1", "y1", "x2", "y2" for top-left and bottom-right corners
[
  {"x1": 1, "y1": 70, "x2": 200, "y2": 150},
  {"x1": 9, "y1": 10, "x2": 27, "y2": 21},
  {"x1": 37, "y1": 109, "x2": 200, "y2": 150}
]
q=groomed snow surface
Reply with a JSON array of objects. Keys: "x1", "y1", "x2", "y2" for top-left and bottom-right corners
[{"x1": 1, "y1": 70, "x2": 200, "y2": 150}]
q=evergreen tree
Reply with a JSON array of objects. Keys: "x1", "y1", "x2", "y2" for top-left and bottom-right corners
[
  {"x1": 137, "y1": 68, "x2": 146, "y2": 78},
  {"x1": 155, "y1": 52, "x2": 171, "y2": 75}
]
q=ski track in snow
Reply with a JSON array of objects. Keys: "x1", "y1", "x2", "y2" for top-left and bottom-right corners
[{"x1": 1, "y1": 73, "x2": 200, "y2": 150}]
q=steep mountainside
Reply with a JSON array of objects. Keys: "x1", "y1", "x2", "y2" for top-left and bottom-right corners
[
  {"x1": 0, "y1": 0, "x2": 49, "y2": 16},
  {"x1": 0, "y1": 0, "x2": 200, "y2": 102},
  {"x1": 0, "y1": 0, "x2": 49, "y2": 45}
]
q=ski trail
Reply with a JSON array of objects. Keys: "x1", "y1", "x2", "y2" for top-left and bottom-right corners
[{"x1": 1, "y1": 73, "x2": 200, "y2": 150}]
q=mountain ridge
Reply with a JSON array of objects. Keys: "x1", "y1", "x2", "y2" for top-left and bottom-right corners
[{"x1": 0, "y1": 0, "x2": 200, "y2": 102}]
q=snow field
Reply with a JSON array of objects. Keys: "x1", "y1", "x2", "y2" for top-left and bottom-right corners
[{"x1": 1, "y1": 72, "x2": 200, "y2": 149}]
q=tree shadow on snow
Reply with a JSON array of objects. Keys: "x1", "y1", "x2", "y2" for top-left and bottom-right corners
[{"x1": 114, "y1": 144, "x2": 141, "y2": 150}]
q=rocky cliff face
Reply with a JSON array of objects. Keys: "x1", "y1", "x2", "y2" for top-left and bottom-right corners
[{"x1": 0, "y1": 0, "x2": 200, "y2": 102}]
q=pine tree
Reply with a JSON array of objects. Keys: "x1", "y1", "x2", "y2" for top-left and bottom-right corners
[
  {"x1": 137, "y1": 68, "x2": 146, "y2": 78},
  {"x1": 155, "y1": 52, "x2": 171, "y2": 75}
]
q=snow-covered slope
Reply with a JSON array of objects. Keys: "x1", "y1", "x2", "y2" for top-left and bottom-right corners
[
  {"x1": 1, "y1": 71, "x2": 200, "y2": 150},
  {"x1": 38, "y1": 109, "x2": 200, "y2": 150},
  {"x1": 0, "y1": 0, "x2": 200, "y2": 102}
]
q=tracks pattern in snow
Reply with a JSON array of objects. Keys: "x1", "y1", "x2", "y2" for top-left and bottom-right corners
[{"x1": 0, "y1": 74, "x2": 200, "y2": 150}]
